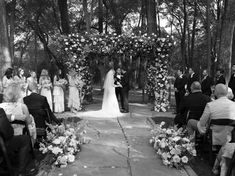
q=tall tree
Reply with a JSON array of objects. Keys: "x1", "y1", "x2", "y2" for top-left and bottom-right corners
[
  {"x1": 206, "y1": 0, "x2": 211, "y2": 74},
  {"x1": 83, "y1": 0, "x2": 91, "y2": 33},
  {"x1": 58, "y1": 0, "x2": 70, "y2": 34},
  {"x1": 146, "y1": 0, "x2": 157, "y2": 34},
  {"x1": 0, "y1": 0, "x2": 11, "y2": 78},
  {"x1": 98, "y1": 0, "x2": 103, "y2": 33},
  {"x1": 219, "y1": 0, "x2": 235, "y2": 81}
]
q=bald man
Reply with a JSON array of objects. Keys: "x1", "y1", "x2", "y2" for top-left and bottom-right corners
[{"x1": 187, "y1": 84, "x2": 235, "y2": 145}]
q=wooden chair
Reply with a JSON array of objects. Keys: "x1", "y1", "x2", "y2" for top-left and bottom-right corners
[
  {"x1": 0, "y1": 120, "x2": 35, "y2": 176},
  {"x1": 206, "y1": 119, "x2": 235, "y2": 165}
]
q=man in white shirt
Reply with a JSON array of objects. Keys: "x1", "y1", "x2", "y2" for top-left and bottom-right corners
[{"x1": 187, "y1": 84, "x2": 235, "y2": 145}]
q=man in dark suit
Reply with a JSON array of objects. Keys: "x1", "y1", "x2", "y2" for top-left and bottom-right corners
[
  {"x1": 115, "y1": 67, "x2": 123, "y2": 108},
  {"x1": 23, "y1": 82, "x2": 62, "y2": 130},
  {"x1": 174, "y1": 68, "x2": 187, "y2": 114},
  {"x1": 119, "y1": 66, "x2": 130, "y2": 113},
  {"x1": 0, "y1": 108, "x2": 32, "y2": 175},
  {"x1": 215, "y1": 69, "x2": 226, "y2": 85},
  {"x1": 228, "y1": 65, "x2": 235, "y2": 100},
  {"x1": 187, "y1": 67, "x2": 199, "y2": 93},
  {"x1": 201, "y1": 69, "x2": 213, "y2": 97},
  {"x1": 0, "y1": 93, "x2": 3, "y2": 103}
]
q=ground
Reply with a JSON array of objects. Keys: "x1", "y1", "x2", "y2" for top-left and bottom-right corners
[{"x1": 37, "y1": 89, "x2": 192, "y2": 176}]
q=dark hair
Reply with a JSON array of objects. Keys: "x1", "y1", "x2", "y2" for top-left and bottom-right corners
[
  {"x1": 178, "y1": 68, "x2": 184, "y2": 73},
  {"x1": 4, "y1": 68, "x2": 13, "y2": 79}
]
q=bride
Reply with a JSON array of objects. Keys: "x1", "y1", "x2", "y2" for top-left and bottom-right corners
[
  {"x1": 79, "y1": 61, "x2": 122, "y2": 118},
  {"x1": 101, "y1": 61, "x2": 122, "y2": 117}
]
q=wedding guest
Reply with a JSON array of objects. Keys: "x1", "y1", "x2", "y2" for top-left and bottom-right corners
[
  {"x1": 228, "y1": 64, "x2": 235, "y2": 100},
  {"x1": 174, "y1": 82, "x2": 210, "y2": 127},
  {"x1": 0, "y1": 107, "x2": 33, "y2": 175},
  {"x1": 27, "y1": 70, "x2": 38, "y2": 95},
  {"x1": 68, "y1": 70, "x2": 83, "y2": 113},
  {"x1": 174, "y1": 68, "x2": 187, "y2": 114},
  {"x1": 187, "y1": 67, "x2": 199, "y2": 93},
  {"x1": 215, "y1": 69, "x2": 226, "y2": 85},
  {"x1": 187, "y1": 84, "x2": 235, "y2": 146},
  {"x1": 2, "y1": 68, "x2": 14, "y2": 92},
  {"x1": 0, "y1": 83, "x2": 36, "y2": 142},
  {"x1": 24, "y1": 81, "x2": 62, "y2": 131},
  {"x1": 53, "y1": 69, "x2": 67, "y2": 113},
  {"x1": 14, "y1": 68, "x2": 27, "y2": 98},
  {"x1": 39, "y1": 69, "x2": 53, "y2": 110},
  {"x1": 201, "y1": 69, "x2": 213, "y2": 97}
]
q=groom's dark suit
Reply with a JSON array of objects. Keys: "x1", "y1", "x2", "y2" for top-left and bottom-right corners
[
  {"x1": 120, "y1": 71, "x2": 130, "y2": 112},
  {"x1": 23, "y1": 93, "x2": 61, "y2": 129}
]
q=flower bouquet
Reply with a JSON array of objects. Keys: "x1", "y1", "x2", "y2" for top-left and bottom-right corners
[
  {"x1": 57, "y1": 78, "x2": 68, "y2": 89},
  {"x1": 150, "y1": 122, "x2": 196, "y2": 168},
  {"x1": 39, "y1": 121, "x2": 84, "y2": 167}
]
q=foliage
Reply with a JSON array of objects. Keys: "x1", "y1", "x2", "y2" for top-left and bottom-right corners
[
  {"x1": 150, "y1": 122, "x2": 196, "y2": 168},
  {"x1": 39, "y1": 122, "x2": 85, "y2": 168}
]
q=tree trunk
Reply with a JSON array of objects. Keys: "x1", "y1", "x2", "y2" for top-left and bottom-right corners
[
  {"x1": 58, "y1": 0, "x2": 70, "y2": 34},
  {"x1": 98, "y1": 0, "x2": 103, "y2": 33},
  {"x1": 9, "y1": 0, "x2": 16, "y2": 63},
  {"x1": 83, "y1": 0, "x2": 91, "y2": 34},
  {"x1": 146, "y1": 0, "x2": 157, "y2": 34},
  {"x1": 190, "y1": 2, "x2": 197, "y2": 67},
  {"x1": 219, "y1": 0, "x2": 235, "y2": 82},
  {"x1": 206, "y1": 0, "x2": 211, "y2": 75},
  {"x1": 0, "y1": 0, "x2": 11, "y2": 78},
  {"x1": 181, "y1": 0, "x2": 188, "y2": 67}
]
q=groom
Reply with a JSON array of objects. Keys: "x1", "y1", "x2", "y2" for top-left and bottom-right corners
[{"x1": 115, "y1": 65, "x2": 130, "y2": 113}]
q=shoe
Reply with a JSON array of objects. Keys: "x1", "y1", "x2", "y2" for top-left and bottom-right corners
[{"x1": 122, "y1": 110, "x2": 129, "y2": 113}]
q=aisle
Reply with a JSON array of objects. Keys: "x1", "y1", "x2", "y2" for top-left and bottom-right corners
[{"x1": 49, "y1": 100, "x2": 189, "y2": 176}]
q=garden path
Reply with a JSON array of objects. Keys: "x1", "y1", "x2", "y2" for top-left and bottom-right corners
[{"x1": 47, "y1": 90, "x2": 190, "y2": 176}]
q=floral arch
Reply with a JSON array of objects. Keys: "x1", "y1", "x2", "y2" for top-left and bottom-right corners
[{"x1": 62, "y1": 33, "x2": 172, "y2": 112}]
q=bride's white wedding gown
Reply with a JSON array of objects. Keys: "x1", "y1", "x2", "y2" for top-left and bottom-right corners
[{"x1": 80, "y1": 69, "x2": 122, "y2": 118}]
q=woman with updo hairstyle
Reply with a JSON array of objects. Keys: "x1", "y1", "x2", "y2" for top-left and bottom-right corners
[
  {"x1": 0, "y1": 83, "x2": 36, "y2": 143},
  {"x1": 39, "y1": 69, "x2": 53, "y2": 110},
  {"x1": 14, "y1": 67, "x2": 27, "y2": 98},
  {"x1": 27, "y1": 70, "x2": 38, "y2": 95}
]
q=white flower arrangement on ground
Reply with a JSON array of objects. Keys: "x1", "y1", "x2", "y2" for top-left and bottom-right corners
[
  {"x1": 39, "y1": 121, "x2": 85, "y2": 168},
  {"x1": 150, "y1": 121, "x2": 196, "y2": 168}
]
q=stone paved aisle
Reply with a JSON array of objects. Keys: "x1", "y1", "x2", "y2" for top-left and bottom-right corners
[{"x1": 48, "y1": 99, "x2": 190, "y2": 176}]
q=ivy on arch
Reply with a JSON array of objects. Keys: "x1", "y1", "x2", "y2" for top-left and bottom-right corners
[{"x1": 62, "y1": 33, "x2": 172, "y2": 112}]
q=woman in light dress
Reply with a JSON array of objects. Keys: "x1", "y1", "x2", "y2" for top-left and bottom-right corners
[
  {"x1": 27, "y1": 71, "x2": 38, "y2": 95},
  {"x1": 68, "y1": 70, "x2": 82, "y2": 113},
  {"x1": 0, "y1": 83, "x2": 36, "y2": 144},
  {"x1": 14, "y1": 68, "x2": 27, "y2": 98},
  {"x1": 2, "y1": 68, "x2": 14, "y2": 93},
  {"x1": 53, "y1": 69, "x2": 67, "y2": 113},
  {"x1": 39, "y1": 69, "x2": 53, "y2": 110}
]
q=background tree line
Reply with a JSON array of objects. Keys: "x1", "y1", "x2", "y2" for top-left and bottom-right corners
[{"x1": 0, "y1": 0, "x2": 235, "y2": 84}]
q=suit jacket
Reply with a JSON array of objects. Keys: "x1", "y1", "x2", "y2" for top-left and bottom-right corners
[
  {"x1": 198, "y1": 97, "x2": 235, "y2": 145},
  {"x1": 174, "y1": 75, "x2": 187, "y2": 93},
  {"x1": 228, "y1": 73, "x2": 235, "y2": 93},
  {"x1": 0, "y1": 93, "x2": 3, "y2": 103},
  {"x1": 201, "y1": 75, "x2": 213, "y2": 96},
  {"x1": 179, "y1": 92, "x2": 211, "y2": 121},
  {"x1": 216, "y1": 75, "x2": 226, "y2": 85},
  {"x1": 0, "y1": 108, "x2": 13, "y2": 141},
  {"x1": 23, "y1": 93, "x2": 60, "y2": 128},
  {"x1": 121, "y1": 71, "x2": 130, "y2": 91},
  {"x1": 187, "y1": 73, "x2": 199, "y2": 92}
]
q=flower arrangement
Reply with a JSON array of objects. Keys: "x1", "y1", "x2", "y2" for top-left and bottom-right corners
[
  {"x1": 150, "y1": 122, "x2": 196, "y2": 168},
  {"x1": 39, "y1": 122, "x2": 84, "y2": 168}
]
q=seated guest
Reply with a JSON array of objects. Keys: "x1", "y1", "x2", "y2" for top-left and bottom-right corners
[
  {"x1": 0, "y1": 107, "x2": 32, "y2": 175},
  {"x1": 174, "y1": 81, "x2": 210, "y2": 127},
  {"x1": 187, "y1": 84, "x2": 235, "y2": 146},
  {"x1": 0, "y1": 83, "x2": 36, "y2": 142},
  {"x1": 23, "y1": 81, "x2": 62, "y2": 131}
]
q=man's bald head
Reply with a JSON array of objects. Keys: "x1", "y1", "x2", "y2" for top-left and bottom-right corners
[
  {"x1": 214, "y1": 84, "x2": 228, "y2": 98},
  {"x1": 191, "y1": 81, "x2": 201, "y2": 93}
]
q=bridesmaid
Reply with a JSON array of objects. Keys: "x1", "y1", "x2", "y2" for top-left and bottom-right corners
[
  {"x1": 27, "y1": 70, "x2": 38, "y2": 95},
  {"x1": 2, "y1": 68, "x2": 14, "y2": 93},
  {"x1": 53, "y1": 69, "x2": 67, "y2": 113},
  {"x1": 68, "y1": 70, "x2": 81, "y2": 113},
  {"x1": 14, "y1": 68, "x2": 27, "y2": 98},
  {"x1": 39, "y1": 69, "x2": 53, "y2": 110}
]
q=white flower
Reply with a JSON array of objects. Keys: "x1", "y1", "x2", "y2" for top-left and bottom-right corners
[
  {"x1": 52, "y1": 147, "x2": 63, "y2": 155},
  {"x1": 172, "y1": 136, "x2": 181, "y2": 142},
  {"x1": 172, "y1": 155, "x2": 181, "y2": 163},
  {"x1": 67, "y1": 154, "x2": 75, "y2": 163},
  {"x1": 181, "y1": 156, "x2": 188, "y2": 163},
  {"x1": 52, "y1": 138, "x2": 61, "y2": 145}
]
